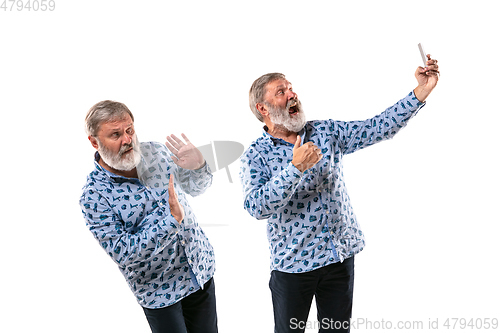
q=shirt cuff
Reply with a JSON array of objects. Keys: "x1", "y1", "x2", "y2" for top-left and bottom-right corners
[{"x1": 284, "y1": 162, "x2": 304, "y2": 181}]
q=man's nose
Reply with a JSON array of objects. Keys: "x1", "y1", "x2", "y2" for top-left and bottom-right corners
[
  {"x1": 288, "y1": 91, "x2": 297, "y2": 100},
  {"x1": 122, "y1": 133, "x2": 133, "y2": 145}
]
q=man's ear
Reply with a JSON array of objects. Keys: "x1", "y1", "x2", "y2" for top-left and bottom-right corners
[
  {"x1": 256, "y1": 103, "x2": 268, "y2": 118},
  {"x1": 88, "y1": 135, "x2": 99, "y2": 150}
]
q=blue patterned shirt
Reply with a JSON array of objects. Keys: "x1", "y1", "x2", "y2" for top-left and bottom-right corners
[
  {"x1": 80, "y1": 141, "x2": 215, "y2": 309},
  {"x1": 240, "y1": 92, "x2": 425, "y2": 273}
]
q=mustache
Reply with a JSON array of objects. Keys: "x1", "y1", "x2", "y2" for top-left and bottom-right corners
[
  {"x1": 119, "y1": 142, "x2": 134, "y2": 156},
  {"x1": 286, "y1": 98, "x2": 300, "y2": 110}
]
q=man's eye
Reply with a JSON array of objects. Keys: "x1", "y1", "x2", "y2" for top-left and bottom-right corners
[{"x1": 277, "y1": 90, "x2": 284, "y2": 95}]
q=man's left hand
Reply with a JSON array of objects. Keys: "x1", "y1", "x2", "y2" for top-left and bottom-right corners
[
  {"x1": 166, "y1": 133, "x2": 206, "y2": 170},
  {"x1": 414, "y1": 55, "x2": 440, "y2": 102}
]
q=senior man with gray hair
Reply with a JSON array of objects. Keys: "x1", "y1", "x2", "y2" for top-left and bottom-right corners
[
  {"x1": 240, "y1": 56, "x2": 439, "y2": 332},
  {"x1": 80, "y1": 100, "x2": 218, "y2": 333}
]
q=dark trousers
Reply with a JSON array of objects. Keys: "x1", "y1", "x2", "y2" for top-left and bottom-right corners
[
  {"x1": 142, "y1": 277, "x2": 218, "y2": 333},
  {"x1": 269, "y1": 256, "x2": 355, "y2": 333}
]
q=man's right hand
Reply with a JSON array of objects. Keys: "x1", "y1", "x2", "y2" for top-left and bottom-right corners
[
  {"x1": 291, "y1": 135, "x2": 323, "y2": 172},
  {"x1": 168, "y1": 174, "x2": 185, "y2": 223}
]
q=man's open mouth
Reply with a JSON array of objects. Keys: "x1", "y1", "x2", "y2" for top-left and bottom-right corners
[{"x1": 288, "y1": 101, "x2": 298, "y2": 115}]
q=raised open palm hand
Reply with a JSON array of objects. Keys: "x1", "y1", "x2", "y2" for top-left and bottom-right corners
[{"x1": 165, "y1": 133, "x2": 205, "y2": 170}]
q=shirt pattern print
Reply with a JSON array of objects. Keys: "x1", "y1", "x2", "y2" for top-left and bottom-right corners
[
  {"x1": 80, "y1": 141, "x2": 215, "y2": 309},
  {"x1": 240, "y1": 92, "x2": 425, "y2": 273}
]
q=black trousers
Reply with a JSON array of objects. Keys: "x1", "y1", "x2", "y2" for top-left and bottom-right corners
[
  {"x1": 269, "y1": 256, "x2": 355, "y2": 333},
  {"x1": 142, "y1": 277, "x2": 218, "y2": 333}
]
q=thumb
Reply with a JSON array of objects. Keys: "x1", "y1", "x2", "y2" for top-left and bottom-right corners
[
  {"x1": 293, "y1": 135, "x2": 301, "y2": 151},
  {"x1": 169, "y1": 174, "x2": 175, "y2": 192}
]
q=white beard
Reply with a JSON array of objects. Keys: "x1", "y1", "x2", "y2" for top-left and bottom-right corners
[
  {"x1": 267, "y1": 100, "x2": 307, "y2": 133},
  {"x1": 97, "y1": 135, "x2": 141, "y2": 171}
]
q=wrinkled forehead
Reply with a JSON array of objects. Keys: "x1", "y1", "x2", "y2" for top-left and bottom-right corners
[
  {"x1": 98, "y1": 114, "x2": 134, "y2": 132},
  {"x1": 266, "y1": 78, "x2": 292, "y2": 92}
]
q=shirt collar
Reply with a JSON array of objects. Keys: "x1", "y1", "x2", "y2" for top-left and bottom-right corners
[{"x1": 261, "y1": 125, "x2": 306, "y2": 146}]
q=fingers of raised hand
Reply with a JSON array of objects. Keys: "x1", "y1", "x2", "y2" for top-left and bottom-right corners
[
  {"x1": 180, "y1": 133, "x2": 192, "y2": 144},
  {"x1": 426, "y1": 58, "x2": 437, "y2": 65},
  {"x1": 424, "y1": 58, "x2": 439, "y2": 74},
  {"x1": 166, "y1": 134, "x2": 185, "y2": 150}
]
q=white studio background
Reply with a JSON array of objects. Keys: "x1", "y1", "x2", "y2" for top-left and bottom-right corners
[{"x1": 1, "y1": 1, "x2": 498, "y2": 332}]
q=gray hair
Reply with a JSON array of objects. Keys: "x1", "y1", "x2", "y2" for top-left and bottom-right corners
[
  {"x1": 249, "y1": 73, "x2": 286, "y2": 122},
  {"x1": 85, "y1": 100, "x2": 134, "y2": 137}
]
